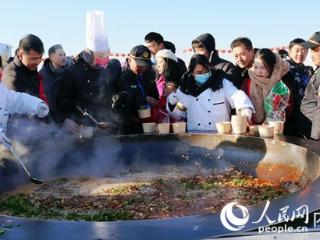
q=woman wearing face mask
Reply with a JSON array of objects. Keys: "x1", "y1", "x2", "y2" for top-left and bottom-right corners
[
  {"x1": 246, "y1": 49, "x2": 290, "y2": 124},
  {"x1": 153, "y1": 49, "x2": 183, "y2": 123},
  {"x1": 167, "y1": 54, "x2": 254, "y2": 132}
]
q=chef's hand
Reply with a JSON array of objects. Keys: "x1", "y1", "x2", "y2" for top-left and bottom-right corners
[
  {"x1": 0, "y1": 129, "x2": 11, "y2": 150},
  {"x1": 167, "y1": 92, "x2": 178, "y2": 105},
  {"x1": 37, "y1": 102, "x2": 49, "y2": 118},
  {"x1": 62, "y1": 118, "x2": 80, "y2": 135},
  {"x1": 239, "y1": 108, "x2": 253, "y2": 121}
]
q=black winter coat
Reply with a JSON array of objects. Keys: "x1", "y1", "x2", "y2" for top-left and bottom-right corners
[
  {"x1": 301, "y1": 67, "x2": 320, "y2": 140},
  {"x1": 56, "y1": 55, "x2": 122, "y2": 133},
  {"x1": 283, "y1": 60, "x2": 313, "y2": 137},
  {"x1": 177, "y1": 58, "x2": 187, "y2": 79},
  {"x1": 40, "y1": 59, "x2": 66, "y2": 122},
  {"x1": 210, "y1": 52, "x2": 242, "y2": 89},
  {"x1": 1, "y1": 56, "x2": 49, "y2": 135},
  {"x1": 115, "y1": 68, "x2": 158, "y2": 134},
  {"x1": 192, "y1": 34, "x2": 242, "y2": 88},
  {"x1": 2, "y1": 56, "x2": 45, "y2": 99}
]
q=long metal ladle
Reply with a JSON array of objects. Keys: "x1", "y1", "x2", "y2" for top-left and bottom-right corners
[
  {"x1": 1, "y1": 140, "x2": 43, "y2": 184},
  {"x1": 76, "y1": 106, "x2": 109, "y2": 129}
]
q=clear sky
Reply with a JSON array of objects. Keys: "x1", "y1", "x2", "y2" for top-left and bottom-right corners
[{"x1": 1, "y1": 0, "x2": 319, "y2": 62}]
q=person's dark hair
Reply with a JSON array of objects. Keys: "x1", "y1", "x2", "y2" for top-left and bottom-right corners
[
  {"x1": 144, "y1": 32, "x2": 164, "y2": 44},
  {"x1": 156, "y1": 58, "x2": 181, "y2": 86},
  {"x1": 230, "y1": 37, "x2": 253, "y2": 50},
  {"x1": 179, "y1": 54, "x2": 223, "y2": 95},
  {"x1": 0, "y1": 55, "x2": 2, "y2": 69},
  {"x1": 7, "y1": 57, "x2": 14, "y2": 64},
  {"x1": 19, "y1": 34, "x2": 44, "y2": 54},
  {"x1": 288, "y1": 38, "x2": 306, "y2": 50},
  {"x1": 188, "y1": 54, "x2": 210, "y2": 73},
  {"x1": 277, "y1": 49, "x2": 289, "y2": 59},
  {"x1": 48, "y1": 44, "x2": 63, "y2": 56},
  {"x1": 164, "y1": 41, "x2": 176, "y2": 54},
  {"x1": 255, "y1": 48, "x2": 276, "y2": 76}
]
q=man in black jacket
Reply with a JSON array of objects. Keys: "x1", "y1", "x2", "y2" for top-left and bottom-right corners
[
  {"x1": 1, "y1": 34, "x2": 50, "y2": 137},
  {"x1": 192, "y1": 33, "x2": 242, "y2": 88},
  {"x1": 301, "y1": 31, "x2": 320, "y2": 140},
  {"x1": 114, "y1": 45, "x2": 158, "y2": 134},
  {"x1": 2, "y1": 34, "x2": 47, "y2": 101},
  {"x1": 284, "y1": 38, "x2": 314, "y2": 137},
  {"x1": 40, "y1": 44, "x2": 68, "y2": 122},
  {"x1": 230, "y1": 37, "x2": 255, "y2": 89},
  {"x1": 56, "y1": 11, "x2": 122, "y2": 135},
  {"x1": 56, "y1": 50, "x2": 122, "y2": 134}
]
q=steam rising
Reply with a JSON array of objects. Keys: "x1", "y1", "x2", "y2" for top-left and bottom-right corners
[{"x1": 0, "y1": 118, "x2": 233, "y2": 193}]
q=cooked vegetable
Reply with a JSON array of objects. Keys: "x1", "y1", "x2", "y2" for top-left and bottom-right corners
[{"x1": 0, "y1": 167, "x2": 292, "y2": 221}]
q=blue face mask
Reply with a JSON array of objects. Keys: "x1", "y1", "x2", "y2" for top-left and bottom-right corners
[{"x1": 194, "y1": 72, "x2": 210, "y2": 85}]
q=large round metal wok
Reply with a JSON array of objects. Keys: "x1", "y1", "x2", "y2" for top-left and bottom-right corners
[{"x1": 0, "y1": 133, "x2": 320, "y2": 240}]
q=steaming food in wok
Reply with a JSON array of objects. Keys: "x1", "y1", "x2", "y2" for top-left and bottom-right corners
[{"x1": 0, "y1": 166, "x2": 297, "y2": 221}]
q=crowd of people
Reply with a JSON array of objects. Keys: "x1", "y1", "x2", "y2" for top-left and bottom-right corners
[{"x1": 0, "y1": 13, "x2": 319, "y2": 147}]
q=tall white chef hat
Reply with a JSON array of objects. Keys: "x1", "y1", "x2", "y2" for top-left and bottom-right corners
[{"x1": 86, "y1": 10, "x2": 110, "y2": 52}]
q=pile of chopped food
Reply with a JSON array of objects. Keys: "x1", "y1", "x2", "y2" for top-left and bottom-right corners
[{"x1": 0, "y1": 167, "x2": 295, "y2": 221}]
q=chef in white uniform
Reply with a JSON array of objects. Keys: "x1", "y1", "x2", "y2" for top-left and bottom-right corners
[
  {"x1": 167, "y1": 54, "x2": 254, "y2": 132},
  {"x1": 0, "y1": 83, "x2": 48, "y2": 147}
]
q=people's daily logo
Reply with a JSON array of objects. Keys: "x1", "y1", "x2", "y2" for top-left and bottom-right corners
[
  {"x1": 220, "y1": 200, "x2": 310, "y2": 233},
  {"x1": 220, "y1": 202, "x2": 249, "y2": 231}
]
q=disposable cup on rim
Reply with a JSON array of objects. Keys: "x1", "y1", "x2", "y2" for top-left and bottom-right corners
[
  {"x1": 79, "y1": 126, "x2": 94, "y2": 138},
  {"x1": 157, "y1": 123, "x2": 171, "y2": 134},
  {"x1": 268, "y1": 120, "x2": 284, "y2": 134},
  {"x1": 138, "y1": 108, "x2": 151, "y2": 119},
  {"x1": 258, "y1": 125, "x2": 274, "y2": 138},
  {"x1": 215, "y1": 121, "x2": 231, "y2": 134},
  {"x1": 231, "y1": 115, "x2": 247, "y2": 134},
  {"x1": 142, "y1": 122, "x2": 156, "y2": 133},
  {"x1": 172, "y1": 122, "x2": 186, "y2": 133}
]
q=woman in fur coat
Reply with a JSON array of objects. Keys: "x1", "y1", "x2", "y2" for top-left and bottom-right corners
[{"x1": 245, "y1": 49, "x2": 291, "y2": 124}]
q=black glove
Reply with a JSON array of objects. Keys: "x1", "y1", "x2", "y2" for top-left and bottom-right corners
[{"x1": 112, "y1": 91, "x2": 130, "y2": 109}]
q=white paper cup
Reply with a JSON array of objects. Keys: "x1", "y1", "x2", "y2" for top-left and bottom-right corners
[
  {"x1": 79, "y1": 126, "x2": 94, "y2": 138},
  {"x1": 268, "y1": 120, "x2": 284, "y2": 134},
  {"x1": 215, "y1": 121, "x2": 231, "y2": 134},
  {"x1": 258, "y1": 125, "x2": 274, "y2": 138},
  {"x1": 172, "y1": 122, "x2": 186, "y2": 133},
  {"x1": 157, "y1": 123, "x2": 171, "y2": 134},
  {"x1": 142, "y1": 122, "x2": 156, "y2": 133},
  {"x1": 231, "y1": 115, "x2": 247, "y2": 134},
  {"x1": 138, "y1": 108, "x2": 151, "y2": 119}
]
